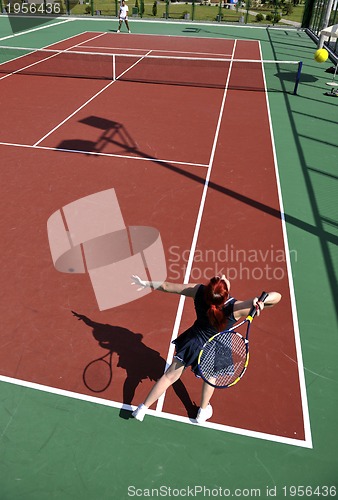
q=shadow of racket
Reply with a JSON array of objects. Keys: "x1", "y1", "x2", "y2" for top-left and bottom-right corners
[
  {"x1": 83, "y1": 351, "x2": 113, "y2": 393},
  {"x1": 73, "y1": 311, "x2": 198, "y2": 417}
]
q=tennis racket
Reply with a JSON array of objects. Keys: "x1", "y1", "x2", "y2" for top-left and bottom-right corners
[
  {"x1": 197, "y1": 291, "x2": 269, "y2": 389},
  {"x1": 83, "y1": 351, "x2": 113, "y2": 393}
]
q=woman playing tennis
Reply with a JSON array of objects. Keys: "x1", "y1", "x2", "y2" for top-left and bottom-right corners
[
  {"x1": 131, "y1": 274, "x2": 281, "y2": 423},
  {"x1": 117, "y1": 0, "x2": 131, "y2": 33}
]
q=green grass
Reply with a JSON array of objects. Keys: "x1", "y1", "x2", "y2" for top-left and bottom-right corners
[
  {"x1": 65, "y1": 0, "x2": 305, "y2": 24},
  {"x1": 148, "y1": 3, "x2": 243, "y2": 22},
  {"x1": 69, "y1": 1, "x2": 243, "y2": 21},
  {"x1": 2, "y1": 0, "x2": 304, "y2": 24},
  {"x1": 253, "y1": 4, "x2": 305, "y2": 23}
]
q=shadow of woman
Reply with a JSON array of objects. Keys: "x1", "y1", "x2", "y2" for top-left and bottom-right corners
[{"x1": 72, "y1": 312, "x2": 198, "y2": 419}]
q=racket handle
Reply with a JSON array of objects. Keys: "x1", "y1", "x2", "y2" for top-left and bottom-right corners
[{"x1": 249, "y1": 291, "x2": 269, "y2": 319}]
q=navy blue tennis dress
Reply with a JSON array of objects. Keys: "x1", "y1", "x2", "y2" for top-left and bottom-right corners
[{"x1": 172, "y1": 284, "x2": 237, "y2": 376}]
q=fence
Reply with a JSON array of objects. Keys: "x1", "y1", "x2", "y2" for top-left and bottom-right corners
[
  {"x1": 0, "y1": 0, "x2": 305, "y2": 26},
  {"x1": 304, "y1": 0, "x2": 338, "y2": 61}
]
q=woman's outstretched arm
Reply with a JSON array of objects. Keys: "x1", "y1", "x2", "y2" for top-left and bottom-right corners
[{"x1": 131, "y1": 275, "x2": 200, "y2": 298}]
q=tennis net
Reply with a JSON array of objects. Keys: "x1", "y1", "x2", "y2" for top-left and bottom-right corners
[{"x1": 0, "y1": 45, "x2": 303, "y2": 94}]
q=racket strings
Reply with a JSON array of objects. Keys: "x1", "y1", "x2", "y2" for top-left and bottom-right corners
[{"x1": 199, "y1": 333, "x2": 247, "y2": 387}]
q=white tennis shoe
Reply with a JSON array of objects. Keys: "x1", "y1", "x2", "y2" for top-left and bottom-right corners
[
  {"x1": 195, "y1": 404, "x2": 213, "y2": 424},
  {"x1": 132, "y1": 404, "x2": 147, "y2": 422}
]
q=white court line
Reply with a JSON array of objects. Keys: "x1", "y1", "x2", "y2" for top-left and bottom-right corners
[
  {"x1": 0, "y1": 140, "x2": 209, "y2": 168},
  {"x1": 31, "y1": 33, "x2": 111, "y2": 146},
  {"x1": 0, "y1": 17, "x2": 75, "y2": 42},
  {"x1": 0, "y1": 375, "x2": 311, "y2": 448},
  {"x1": 113, "y1": 49, "x2": 153, "y2": 81},
  {"x1": 155, "y1": 39, "x2": 237, "y2": 414},
  {"x1": 0, "y1": 45, "x2": 75, "y2": 81},
  {"x1": 33, "y1": 49, "x2": 153, "y2": 147},
  {"x1": 0, "y1": 31, "x2": 309, "y2": 447},
  {"x1": 0, "y1": 31, "x2": 104, "y2": 66},
  {"x1": 78, "y1": 21, "x2": 300, "y2": 32},
  {"x1": 81, "y1": 44, "x2": 234, "y2": 59},
  {"x1": 154, "y1": 38, "x2": 312, "y2": 450},
  {"x1": 61, "y1": 30, "x2": 107, "y2": 50},
  {"x1": 258, "y1": 41, "x2": 312, "y2": 449},
  {"x1": 0, "y1": 32, "x2": 108, "y2": 82}
]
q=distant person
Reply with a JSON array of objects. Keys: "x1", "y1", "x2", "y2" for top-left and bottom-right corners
[{"x1": 117, "y1": 0, "x2": 131, "y2": 33}]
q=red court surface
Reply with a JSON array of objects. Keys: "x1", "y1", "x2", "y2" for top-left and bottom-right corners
[{"x1": 0, "y1": 32, "x2": 311, "y2": 447}]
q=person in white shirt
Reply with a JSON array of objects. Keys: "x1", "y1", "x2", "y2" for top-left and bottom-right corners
[{"x1": 117, "y1": 0, "x2": 131, "y2": 33}]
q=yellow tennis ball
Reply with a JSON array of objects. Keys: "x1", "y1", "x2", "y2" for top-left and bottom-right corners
[{"x1": 314, "y1": 48, "x2": 329, "y2": 63}]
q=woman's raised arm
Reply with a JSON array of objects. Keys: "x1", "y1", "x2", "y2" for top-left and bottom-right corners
[{"x1": 131, "y1": 275, "x2": 200, "y2": 298}]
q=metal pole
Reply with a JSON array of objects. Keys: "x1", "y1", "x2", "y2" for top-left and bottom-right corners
[
  {"x1": 245, "y1": 0, "x2": 250, "y2": 24},
  {"x1": 218, "y1": 1, "x2": 222, "y2": 22},
  {"x1": 293, "y1": 61, "x2": 303, "y2": 95},
  {"x1": 273, "y1": 0, "x2": 278, "y2": 25},
  {"x1": 318, "y1": 0, "x2": 334, "y2": 47}
]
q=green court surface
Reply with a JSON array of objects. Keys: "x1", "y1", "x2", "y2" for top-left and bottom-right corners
[{"x1": 0, "y1": 15, "x2": 337, "y2": 500}]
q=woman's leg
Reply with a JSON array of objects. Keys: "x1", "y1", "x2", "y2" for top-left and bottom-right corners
[
  {"x1": 132, "y1": 359, "x2": 185, "y2": 420},
  {"x1": 195, "y1": 381, "x2": 215, "y2": 423},
  {"x1": 143, "y1": 359, "x2": 185, "y2": 408},
  {"x1": 200, "y1": 381, "x2": 215, "y2": 409}
]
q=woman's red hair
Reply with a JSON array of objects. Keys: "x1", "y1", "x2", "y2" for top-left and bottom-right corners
[{"x1": 204, "y1": 276, "x2": 230, "y2": 331}]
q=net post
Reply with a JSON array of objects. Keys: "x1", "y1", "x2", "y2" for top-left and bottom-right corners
[
  {"x1": 293, "y1": 61, "x2": 303, "y2": 95},
  {"x1": 112, "y1": 54, "x2": 116, "y2": 81}
]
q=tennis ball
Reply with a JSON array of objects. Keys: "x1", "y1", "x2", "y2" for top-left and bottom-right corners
[{"x1": 314, "y1": 48, "x2": 329, "y2": 63}]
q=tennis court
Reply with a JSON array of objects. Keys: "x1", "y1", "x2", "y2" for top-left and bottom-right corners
[{"x1": 0, "y1": 16, "x2": 337, "y2": 499}]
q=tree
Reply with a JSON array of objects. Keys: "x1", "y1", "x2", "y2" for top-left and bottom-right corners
[
  {"x1": 152, "y1": 0, "x2": 157, "y2": 15},
  {"x1": 283, "y1": 1, "x2": 293, "y2": 14}
]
